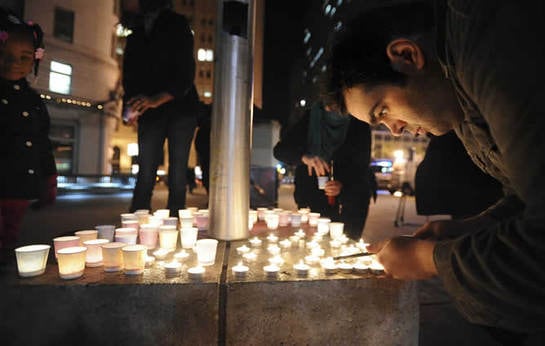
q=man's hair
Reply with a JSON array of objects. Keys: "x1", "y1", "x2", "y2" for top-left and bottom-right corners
[{"x1": 323, "y1": 2, "x2": 434, "y2": 114}]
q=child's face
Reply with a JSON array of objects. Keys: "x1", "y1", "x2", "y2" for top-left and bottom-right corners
[{"x1": 0, "y1": 39, "x2": 35, "y2": 81}]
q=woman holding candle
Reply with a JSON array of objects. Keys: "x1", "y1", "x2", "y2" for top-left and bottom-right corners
[
  {"x1": 0, "y1": 9, "x2": 56, "y2": 254},
  {"x1": 273, "y1": 101, "x2": 374, "y2": 240}
]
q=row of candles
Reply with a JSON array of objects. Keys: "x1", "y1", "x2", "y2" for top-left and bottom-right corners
[{"x1": 13, "y1": 206, "x2": 385, "y2": 281}]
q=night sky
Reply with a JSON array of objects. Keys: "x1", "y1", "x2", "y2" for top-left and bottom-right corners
[{"x1": 262, "y1": 0, "x2": 312, "y2": 125}]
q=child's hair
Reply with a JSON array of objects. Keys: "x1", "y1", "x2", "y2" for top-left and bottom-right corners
[{"x1": 0, "y1": 7, "x2": 45, "y2": 76}]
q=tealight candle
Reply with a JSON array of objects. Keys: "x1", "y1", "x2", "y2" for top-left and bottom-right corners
[
  {"x1": 153, "y1": 248, "x2": 170, "y2": 260},
  {"x1": 294, "y1": 229, "x2": 306, "y2": 238},
  {"x1": 311, "y1": 247, "x2": 325, "y2": 257},
  {"x1": 267, "y1": 244, "x2": 281, "y2": 255},
  {"x1": 316, "y1": 217, "x2": 331, "y2": 235},
  {"x1": 329, "y1": 239, "x2": 342, "y2": 249},
  {"x1": 158, "y1": 226, "x2": 179, "y2": 251},
  {"x1": 232, "y1": 261, "x2": 249, "y2": 278},
  {"x1": 329, "y1": 222, "x2": 345, "y2": 240},
  {"x1": 266, "y1": 233, "x2": 278, "y2": 243},
  {"x1": 263, "y1": 264, "x2": 279, "y2": 278},
  {"x1": 369, "y1": 260, "x2": 385, "y2": 274},
  {"x1": 174, "y1": 249, "x2": 190, "y2": 262},
  {"x1": 74, "y1": 230, "x2": 98, "y2": 244},
  {"x1": 101, "y1": 242, "x2": 125, "y2": 272},
  {"x1": 268, "y1": 255, "x2": 284, "y2": 266},
  {"x1": 321, "y1": 258, "x2": 338, "y2": 275},
  {"x1": 279, "y1": 239, "x2": 292, "y2": 249},
  {"x1": 293, "y1": 260, "x2": 310, "y2": 277},
  {"x1": 236, "y1": 244, "x2": 251, "y2": 254},
  {"x1": 357, "y1": 239, "x2": 369, "y2": 252},
  {"x1": 249, "y1": 237, "x2": 263, "y2": 248},
  {"x1": 242, "y1": 252, "x2": 257, "y2": 261},
  {"x1": 188, "y1": 265, "x2": 205, "y2": 280},
  {"x1": 353, "y1": 261, "x2": 369, "y2": 274},
  {"x1": 304, "y1": 255, "x2": 321, "y2": 265},
  {"x1": 265, "y1": 213, "x2": 280, "y2": 230},
  {"x1": 308, "y1": 212, "x2": 320, "y2": 227},
  {"x1": 338, "y1": 261, "x2": 353, "y2": 274},
  {"x1": 163, "y1": 261, "x2": 182, "y2": 276},
  {"x1": 306, "y1": 241, "x2": 320, "y2": 249},
  {"x1": 122, "y1": 244, "x2": 147, "y2": 275},
  {"x1": 57, "y1": 246, "x2": 87, "y2": 279}
]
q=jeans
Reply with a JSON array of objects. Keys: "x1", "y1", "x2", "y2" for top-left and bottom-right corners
[{"x1": 130, "y1": 105, "x2": 197, "y2": 216}]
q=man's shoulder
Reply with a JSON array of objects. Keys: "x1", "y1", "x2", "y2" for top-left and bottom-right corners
[{"x1": 160, "y1": 10, "x2": 190, "y2": 26}]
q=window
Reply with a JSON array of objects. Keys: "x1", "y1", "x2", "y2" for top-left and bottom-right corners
[
  {"x1": 49, "y1": 123, "x2": 76, "y2": 174},
  {"x1": 54, "y1": 7, "x2": 74, "y2": 43},
  {"x1": 198, "y1": 49, "x2": 214, "y2": 62},
  {"x1": 49, "y1": 61, "x2": 72, "y2": 94},
  {"x1": 203, "y1": 91, "x2": 212, "y2": 98}
]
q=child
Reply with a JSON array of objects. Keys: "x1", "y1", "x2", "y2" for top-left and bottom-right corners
[{"x1": 0, "y1": 9, "x2": 57, "y2": 251}]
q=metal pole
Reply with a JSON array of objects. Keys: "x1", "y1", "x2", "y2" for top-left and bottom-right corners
[{"x1": 209, "y1": 0, "x2": 255, "y2": 240}]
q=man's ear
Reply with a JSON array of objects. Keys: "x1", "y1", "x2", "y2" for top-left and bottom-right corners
[{"x1": 386, "y1": 38, "x2": 425, "y2": 74}]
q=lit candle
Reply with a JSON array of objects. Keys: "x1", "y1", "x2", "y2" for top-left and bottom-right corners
[
  {"x1": 83, "y1": 239, "x2": 109, "y2": 267},
  {"x1": 338, "y1": 261, "x2": 353, "y2": 274},
  {"x1": 145, "y1": 255, "x2": 156, "y2": 267},
  {"x1": 14, "y1": 245, "x2": 51, "y2": 278},
  {"x1": 293, "y1": 260, "x2": 310, "y2": 277},
  {"x1": 174, "y1": 250, "x2": 190, "y2": 262},
  {"x1": 163, "y1": 261, "x2": 181, "y2": 276},
  {"x1": 369, "y1": 260, "x2": 385, "y2": 274},
  {"x1": 269, "y1": 255, "x2": 284, "y2": 266},
  {"x1": 329, "y1": 239, "x2": 342, "y2": 249},
  {"x1": 321, "y1": 258, "x2": 338, "y2": 275},
  {"x1": 306, "y1": 241, "x2": 320, "y2": 249},
  {"x1": 357, "y1": 239, "x2": 369, "y2": 252},
  {"x1": 153, "y1": 248, "x2": 170, "y2": 260},
  {"x1": 266, "y1": 233, "x2": 278, "y2": 243},
  {"x1": 304, "y1": 255, "x2": 321, "y2": 265},
  {"x1": 57, "y1": 246, "x2": 87, "y2": 280},
  {"x1": 294, "y1": 229, "x2": 306, "y2": 238},
  {"x1": 267, "y1": 244, "x2": 281, "y2": 255},
  {"x1": 263, "y1": 264, "x2": 279, "y2": 278},
  {"x1": 311, "y1": 247, "x2": 325, "y2": 257},
  {"x1": 338, "y1": 234, "x2": 350, "y2": 244},
  {"x1": 279, "y1": 239, "x2": 292, "y2": 249},
  {"x1": 188, "y1": 265, "x2": 205, "y2": 280},
  {"x1": 249, "y1": 237, "x2": 263, "y2": 248},
  {"x1": 232, "y1": 261, "x2": 249, "y2": 278},
  {"x1": 236, "y1": 244, "x2": 251, "y2": 254},
  {"x1": 242, "y1": 252, "x2": 257, "y2": 261},
  {"x1": 353, "y1": 261, "x2": 369, "y2": 274}
]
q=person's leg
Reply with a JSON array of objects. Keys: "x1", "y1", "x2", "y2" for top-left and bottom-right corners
[
  {"x1": 166, "y1": 113, "x2": 197, "y2": 216},
  {"x1": 130, "y1": 111, "x2": 167, "y2": 212},
  {"x1": 0, "y1": 199, "x2": 30, "y2": 249}
]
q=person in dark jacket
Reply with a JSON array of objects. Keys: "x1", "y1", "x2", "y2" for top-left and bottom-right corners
[
  {"x1": 324, "y1": 1, "x2": 545, "y2": 341},
  {"x1": 274, "y1": 101, "x2": 373, "y2": 240},
  {"x1": 122, "y1": 0, "x2": 199, "y2": 217},
  {"x1": 415, "y1": 131, "x2": 503, "y2": 219},
  {"x1": 0, "y1": 10, "x2": 57, "y2": 250}
]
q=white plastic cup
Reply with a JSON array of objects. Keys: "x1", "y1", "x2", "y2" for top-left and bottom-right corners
[
  {"x1": 180, "y1": 227, "x2": 198, "y2": 249},
  {"x1": 122, "y1": 245, "x2": 147, "y2": 275},
  {"x1": 74, "y1": 230, "x2": 98, "y2": 244},
  {"x1": 101, "y1": 242, "x2": 125, "y2": 272},
  {"x1": 195, "y1": 239, "x2": 219, "y2": 266},
  {"x1": 179, "y1": 216, "x2": 194, "y2": 229},
  {"x1": 120, "y1": 213, "x2": 137, "y2": 222},
  {"x1": 53, "y1": 236, "x2": 81, "y2": 258},
  {"x1": 316, "y1": 217, "x2": 331, "y2": 235},
  {"x1": 57, "y1": 246, "x2": 87, "y2": 280},
  {"x1": 308, "y1": 213, "x2": 321, "y2": 227},
  {"x1": 278, "y1": 211, "x2": 291, "y2": 227},
  {"x1": 290, "y1": 213, "x2": 302, "y2": 227},
  {"x1": 159, "y1": 226, "x2": 179, "y2": 250},
  {"x1": 265, "y1": 213, "x2": 280, "y2": 230},
  {"x1": 83, "y1": 239, "x2": 109, "y2": 267},
  {"x1": 317, "y1": 176, "x2": 329, "y2": 189},
  {"x1": 95, "y1": 225, "x2": 115, "y2": 242},
  {"x1": 329, "y1": 222, "x2": 345, "y2": 240},
  {"x1": 14, "y1": 245, "x2": 50, "y2": 277},
  {"x1": 139, "y1": 224, "x2": 159, "y2": 249}
]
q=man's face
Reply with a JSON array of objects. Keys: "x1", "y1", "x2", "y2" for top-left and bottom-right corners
[
  {"x1": 343, "y1": 83, "x2": 455, "y2": 137},
  {"x1": 0, "y1": 39, "x2": 34, "y2": 81}
]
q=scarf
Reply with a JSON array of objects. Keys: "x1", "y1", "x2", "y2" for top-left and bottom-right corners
[{"x1": 307, "y1": 102, "x2": 350, "y2": 162}]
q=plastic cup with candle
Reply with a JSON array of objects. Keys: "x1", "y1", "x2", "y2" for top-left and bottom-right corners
[
  {"x1": 180, "y1": 227, "x2": 198, "y2": 249},
  {"x1": 179, "y1": 216, "x2": 194, "y2": 229},
  {"x1": 83, "y1": 239, "x2": 109, "y2": 267},
  {"x1": 321, "y1": 258, "x2": 338, "y2": 275},
  {"x1": 256, "y1": 207, "x2": 268, "y2": 221},
  {"x1": 188, "y1": 265, "x2": 205, "y2": 280},
  {"x1": 178, "y1": 208, "x2": 193, "y2": 219},
  {"x1": 148, "y1": 215, "x2": 163, "y2": 227},
  {"x1": 329, "y1": 222, "x2": 345, "y2": 240},
  {"x1": 163, "y1": 261, "x2": 181, "y2": 276},
  {"x1": 120, "y1": 213, "x2": 137, "y2": 222},
  {"x1": 139, "y1": 224, "x2": 159, "y2": 249},
  {"x1": 95, "y1": 225, "x2": 115, "y2": 242},
  {"x1": 266, "y1": 233, "x2": 278, "y2": 243},
  {"x1": 57, "y1": 246, "x2": 87, "y2": 279},
  {"x1": 298, "y1": 208, "x2": 310, "y2": 223},
  {"x1": 308, "y1": 213, "x2": 320, "y2": 227},
  {"x1": 121, "y1": 219, "x2": 139, "y2": 232},
  {"x1": 115, "y1": 227, "x2": 137, "y2": 245},
  {"x1": 101, "y1": 242, "x2": 125, "y2": 272},
  {"x1": 154, "y1": 209, "x2": 170, "y2": 219},
  {"x1": 265, "y1": 213, "x2": 279, "y2": 230},
  {"x1": 278, "y1": 211, "x2": 291, "y2": 227},
  {"x1": 134, "y1": 209, "x2": 150, "y2": 225},
  {"x1": 279, "y1": 239, "x2": 292, "y2": 249},
  {"x1": 316, "y1": 218, "x2": 331, "y2": 235},
  {"x1": 232, "y1": 261, "x2": 249, "y2": 278},
  {"x1": 293, "y1": 260, "x2": 310, "y2": 277},
  {"x1": 195, "y1": 239, "x2": 219, "y2": 266},
  {"x1": 122, "y1": 244, "x2": 147, "y2": 275},
  {"x1": 53, "y1": 236, "x2": 81, "y2": 258},
  {"x1": 195, "y1": 213, "x2": 209, "y2": 231},
  {"x1": 74, "y1": 230, "x2": 98, "y2": 244},
  {"x1": 174, "y1": 249, "x2": 190, "y2": 262},
  {"x1": 236, "y1": 244, "x2": 251, "y2": 254},
  {"x1": 248, "y1": 210, "x2": 258, "y2": 225},
  {"x1": 159, "y1": 225, "x2": 179, "y2": 251},
  {"x1": 14, "y1": 245, "x2": 50, "y2": 277},
  {"x1": 163, "y1": 217, "x2": 179, "y2": 227},
  {"x1": 290, "y1": 213, "x2": 302, "y2": 227},
  {"x1": 338, "y1": 261, "x2": 353, "y2": 274}
]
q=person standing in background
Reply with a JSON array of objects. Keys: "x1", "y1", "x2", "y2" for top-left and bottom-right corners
[{"x1": 121, "y1": 0, "x2": 199, "y2": 217}]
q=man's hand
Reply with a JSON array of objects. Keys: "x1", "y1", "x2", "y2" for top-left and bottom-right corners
[
  {"x1": 128, "y1": 92, "x2": 174, "y2": 115},
  {"x1": 301, "y1": 155, "x2": 330, "y2": 177},
  {"x1": 324, "y1": 180, "x2": 342, "y2": 197},
  {"x1": 368, "y1": 236, "x2": 437, "y2": 280}
]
